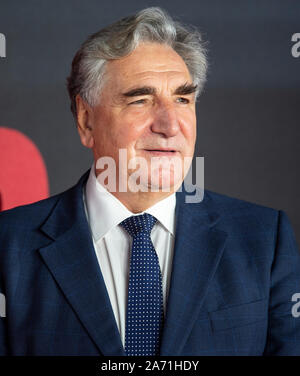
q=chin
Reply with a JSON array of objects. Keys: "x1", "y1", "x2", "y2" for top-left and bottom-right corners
[
  {"x1": 126, "y1": 161, "x2": 184, "y2": 194},
  {"x1": 147, "y1": 170, "x2": 183, "y2": 193}
]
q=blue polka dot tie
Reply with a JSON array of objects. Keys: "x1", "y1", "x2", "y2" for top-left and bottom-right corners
[{"x1": 120, "y1": 213, "x2": 164, "y2": 356}]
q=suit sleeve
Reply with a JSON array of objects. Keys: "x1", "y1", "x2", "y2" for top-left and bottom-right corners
[{"x1": 263, "y1": 210, "x2": 300, "y2": 355}]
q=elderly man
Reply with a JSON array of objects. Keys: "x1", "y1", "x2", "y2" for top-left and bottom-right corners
[{"x1": 1, "y1": 7, "x2": 300, "y2": 356}]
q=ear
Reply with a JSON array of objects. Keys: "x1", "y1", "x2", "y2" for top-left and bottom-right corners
[{"x1": 76, "y1": 95, "x2": 94, "y2": 149}]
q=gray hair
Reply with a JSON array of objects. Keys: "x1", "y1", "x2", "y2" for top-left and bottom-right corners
[{"x1": 67, "y1": 7, "x2": 208, "y2": 119}]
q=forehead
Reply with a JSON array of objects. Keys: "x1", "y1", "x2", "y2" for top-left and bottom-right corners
[{"x1": 103, "y1": 42, "x2": 192, "y2": 89}]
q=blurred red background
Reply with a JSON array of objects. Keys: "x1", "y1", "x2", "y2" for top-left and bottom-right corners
[{"x1": 0, "y1": 127, "x2": 49, "y2": 211}]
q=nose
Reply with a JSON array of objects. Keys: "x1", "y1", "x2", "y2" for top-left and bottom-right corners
[{"x1": 150, "y1": 101, "x2": 180, "y2": 137}]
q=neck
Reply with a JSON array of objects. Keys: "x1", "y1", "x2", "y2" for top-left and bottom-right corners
[
  {"x1": 93, "y1": 165, "x2": 181, "y2": 213},
  {"x1": 110, "y1": 190, "x2": 175, "y2": 213}
]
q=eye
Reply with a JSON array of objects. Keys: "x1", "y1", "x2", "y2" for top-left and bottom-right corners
[
  {"x1": 129, "y1": 99, "x2": 147, "y2": 105},
  {"x1": 176, "y1": 97, "x2": 190, "y2": 104}
]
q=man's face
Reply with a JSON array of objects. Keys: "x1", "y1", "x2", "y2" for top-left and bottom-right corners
[{"x1": 81, "y1": 42, "x2": 197, "y2": 192}]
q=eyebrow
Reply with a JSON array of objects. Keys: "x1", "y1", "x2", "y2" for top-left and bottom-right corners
[
  {"x1": 174, "y1": 83, "x2": 198, "y2": 95},
  {"x1": 121, "y1": 82, "x2": 198, "y2": 97}
]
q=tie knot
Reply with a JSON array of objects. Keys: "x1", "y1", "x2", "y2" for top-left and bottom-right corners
[{"x1": 120, "y1": 213, "x2": 157, "y2": 237}]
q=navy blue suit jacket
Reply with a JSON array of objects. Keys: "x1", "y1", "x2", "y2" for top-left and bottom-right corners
[{"x1": 1, "y1": 170, "x2": 300, "y2": 356}]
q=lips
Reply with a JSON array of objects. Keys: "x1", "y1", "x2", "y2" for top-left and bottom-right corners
[
  {"x1": 146, "y1": 149, "x2": 176, "y2": 152},
  {"x1": 144, "y1": 149, "x2": 178, "y2": 156}
]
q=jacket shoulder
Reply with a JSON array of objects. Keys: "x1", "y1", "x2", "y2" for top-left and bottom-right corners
[
  {"x1": 206, "y1": 189, "x2": 277, "y2": 209},
  {"x1": 0, "y1": 169, "x2": 90, "y2": 239},
  {"x1": 0, "y1": 187, "x2": 73, "y2": 231},
  {"x1": 204, "y1": 189, "x2": 279, "y2": 223}
]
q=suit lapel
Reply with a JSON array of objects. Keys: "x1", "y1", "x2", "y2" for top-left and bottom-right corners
[
  {"x1": 160, "y1": 189, "x2": 228, "y2": 355},
  {"x1": 39, "y1": 171, "x2": 126, "y2": 356}
]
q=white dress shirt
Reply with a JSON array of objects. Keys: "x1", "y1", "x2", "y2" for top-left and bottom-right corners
[{"x1": 83, "y1": 166, "x2": 176, "y2": 346}]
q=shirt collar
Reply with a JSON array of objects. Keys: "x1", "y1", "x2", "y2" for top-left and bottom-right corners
[{"x1": 84, "y1": 165, "x2": 176, "y2": 241}]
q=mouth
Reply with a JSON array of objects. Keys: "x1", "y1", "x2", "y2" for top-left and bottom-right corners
[{"x1": 143, "y1": 149, "x2": 178, "y2": 156}]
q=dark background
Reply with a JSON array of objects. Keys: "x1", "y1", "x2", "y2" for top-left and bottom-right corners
[{"x1": 0, "y1": 0, "x2": 299, "y2": 243}]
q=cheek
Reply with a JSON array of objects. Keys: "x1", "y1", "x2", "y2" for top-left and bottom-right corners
[
  {"x1": 180, "y1": 112, "x2": 197, "y2": 145},
  {"x1": 117, "y1": 111, "x2": 151, "y2": 146},
  {"x1": 105, "y1": 124, "x2": 146, "y2": 153},
  {"x1": 93, "y1": 114, "x2": 137, "y2": 149},
  {"x1": 117, "y1": 124, "x2": 142, "y2": 145}
]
